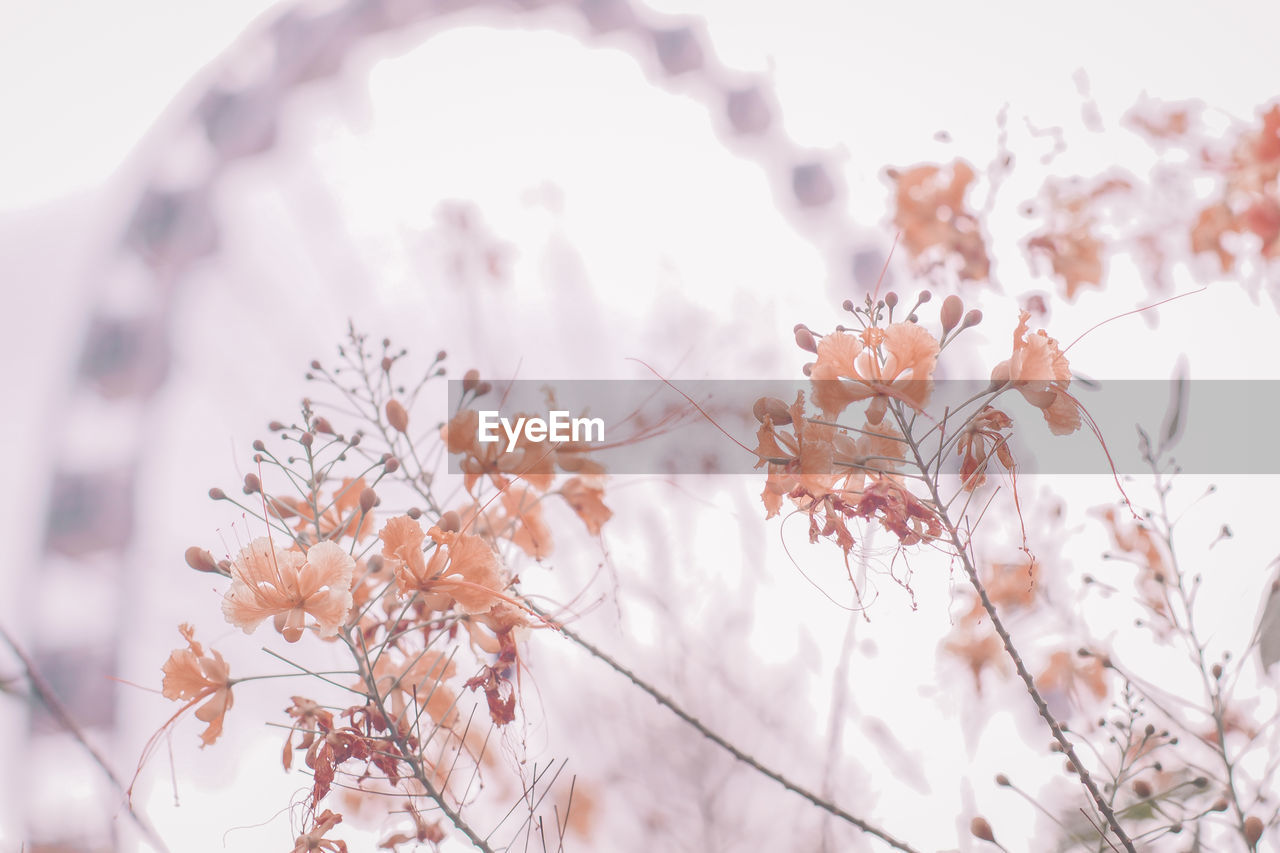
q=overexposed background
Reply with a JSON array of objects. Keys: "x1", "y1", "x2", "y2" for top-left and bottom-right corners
[{"x1": 3, "y1": 1, "x2": 1278, "y2": 851}]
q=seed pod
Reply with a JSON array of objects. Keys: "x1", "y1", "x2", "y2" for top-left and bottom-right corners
[
  {"x1": 359, "y1": 488, "x2": 378, "y2": 513},
  {"x1": 752, "y1": 396, "x2": 793, "y2": 425},
  {"x1": 184, "y1": 546, "x2": 219, "y2": 574},
  {"x1": 941, "y1": 294, "x2": 964, "y2": 333},
  {"x1": 970, "y1": 817, "x2": 995, "y2": 843},
  {"x1": 385, "y1": 399, "x2": 409, "y2": 433},
  {"x1": 1245, "y1": 816, "x2": 1263, "y2": 845}
]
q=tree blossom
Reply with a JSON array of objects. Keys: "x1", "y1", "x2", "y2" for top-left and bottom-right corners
[
  {"x1": 161, "y1": 623, "x2": 234, "y2": 746},
  {"x1": 222, "y1": 538, "x2": 355, "y2": 643},
  {"x1": 990, "y1": 311, "x2": 1081, "y2": 435}
]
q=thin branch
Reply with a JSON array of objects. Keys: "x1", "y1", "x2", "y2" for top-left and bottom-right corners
[
  {"x1": 529, "y1": 604, "x2": 921, "y2": 853},
  {"x1": 0, "y1": 625, "x2": 172, "y2": 853}
]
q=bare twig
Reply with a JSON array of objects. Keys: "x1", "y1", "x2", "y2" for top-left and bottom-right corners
[{"x1": 0, "y1": 625, "x2": 172, "y2": 853}]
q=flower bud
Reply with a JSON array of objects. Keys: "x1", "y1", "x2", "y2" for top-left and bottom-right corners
[
  {"x1": 359, "y1": 488, "x2": 378, "y2": 513},
  {"x1": 209, "y1": 487, "x2": 226, "y2": 500},
  {"x1": 884, "y1": 292, "x2": 898, "y2": 308},
  {"x1": 941, "y1": 295, "x2": 964, "y2": 333},
  {"x1": 1245, "y1": 816, "x2": 1263, "y2": 845},
  {"x1": 753, "y1": 396, "x2": 793, "y2": 425},
  {"x1": 439, "y1": 510, "x2": 461, "y2": 532},
  {"x1": 962, "y1": 309, "x2": 984, "y2": 329},
  {"x1": 184, "y1": 546, "x2": 219, "y2": 574},
  {"x1": 970, "y1": 817, "x2": 995, "y2": 843},
  {"x1": 381, "y1": 356, "x2": 393, "y2": 372},
  {"x1": 385, "y1": 399, "x2": 409, "y2": 433},
  {"x1": 463, "y1": 369, "x2": 480, "y2": 393},
  {"x1": 243, "y1": 473, "x2": 261, "y2": 494},
  {"x1": 407, "y1": 507, "x2": 423, "y2": 520},
  {"x1": 475, "y1": 381, "x2": 492, "y2": 397},
  {"x1": 794, "y1": 325, "x2": 818, "y2": 353},
  {"x1": 383, "y1": 456, "x2": 400, "y2": 474},
  {"x1": 995, "y1": 774, "x2": 1010, "y2": 787},
  {"x1": 300, "y1": 432, "x2": 314, "y2": 448},
  {"x1": 313, "y1": 417, "x2": 334, "y2": 435},
  {"x1": 1132, "y1": 779, "x2": 1152, "y2": 799}
]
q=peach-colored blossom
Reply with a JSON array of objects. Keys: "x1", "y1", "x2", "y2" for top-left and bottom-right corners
[
  {"x1": 810, "y1": 323, "x2": 939, "y2": 421},
  {"x1": 222, "y1": 538, "x2": 355, "y2": 643},
  {"x1": 990, "y1": 311, "x2": 1081, "y2": 435},
  {"x1": 161, "y1": 623, "x2": 233, "y2": 747}
]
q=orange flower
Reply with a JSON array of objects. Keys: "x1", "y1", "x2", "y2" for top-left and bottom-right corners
[
  {"x1": 943, "y1": 625, "x2": 1006, "y2": 693},
  {"x1": 851, "y1": 477, "x2": 943, "y2": 546},
  {"x1": 293, "y1": 809, "x2": 347, "y2": 853},
  {"x1": 161, "y1": 623, "x2": 234, "y2": 747},
  {"x1": 956, "y1": 406, "x2": 1015, "y2": 490},
  {"x1": 809, "y1": 323, "x2": 939, "y2": 421},
  {"x1": 222, "y1": 539, "x2": 355, "y2": 642},
  {"x1": 1036, "y1": 650, "x2": 1108, "y2": 706},
  {"x1": 458, "y1": 486, "x2": 555, "y2": 559},
  {"x1": 442, "y1": 408, "x2": 556, "y2": 493},
  {"x1": 380, "y1": 515, "x2": 523, "y2": 622},
  {"x1": 558, "y1": 476, "x2": 613, "y2": 536},
  {"x1": 990, "y1": 311, "x2": 1081, "y2": 435}
]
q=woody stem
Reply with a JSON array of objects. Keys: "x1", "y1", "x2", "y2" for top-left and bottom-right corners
[
  {"x1": 527, "y1": 602, "x2": 922, "y2": 853},
  {"x1": 344, "y1": 630, "x2": 497, "y2": 853},
  {"x1": 892, "y1": 404, "x2": 1138, "y2": 853}
]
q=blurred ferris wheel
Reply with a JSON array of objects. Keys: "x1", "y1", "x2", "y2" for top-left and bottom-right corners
[{"x1": 19, "y1": 0, "x2": 889, "y2": 848}]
